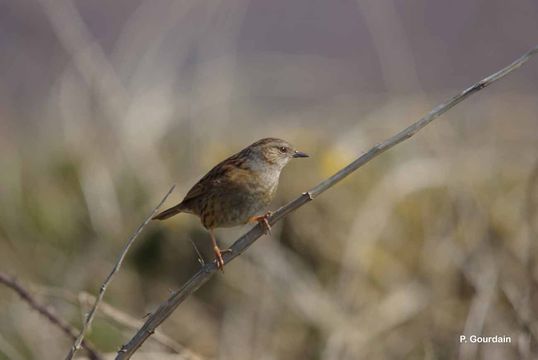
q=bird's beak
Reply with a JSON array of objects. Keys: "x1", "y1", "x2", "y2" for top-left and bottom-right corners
[{"x1": 292, "y1": 150, "x2": 309, "y2": 158}]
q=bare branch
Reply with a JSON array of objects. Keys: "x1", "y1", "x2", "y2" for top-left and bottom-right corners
[
  {"x1": 0, "y1": 272, "x2": 102, "y2": 360},
  {"x1": 29, "y1": 284, "x2": 204, "y2": 358},
  {"x1": 77, "y1": 292, "x2": 204, "y2": 359},
  {"x1": 66, "y1": 185, "x2": 176, "y2": 359},
  {"x1": 116, "y1": 45, "x2": 538, "y2": 359}
]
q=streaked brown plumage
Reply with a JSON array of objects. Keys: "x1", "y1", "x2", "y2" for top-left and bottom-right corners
[{"x1": 153, "y1": 138, "x2": 308, "y2": 270}]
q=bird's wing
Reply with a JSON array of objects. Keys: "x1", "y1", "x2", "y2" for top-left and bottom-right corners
[{"x1": 181, "y1": 150, "x2": 249, "y2": 203}]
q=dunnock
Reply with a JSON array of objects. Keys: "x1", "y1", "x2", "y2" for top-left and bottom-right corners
[{"x1": 153, "y1": 138, "x2": 308, "y2": 270}]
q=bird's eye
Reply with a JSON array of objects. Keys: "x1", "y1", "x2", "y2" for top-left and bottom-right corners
[{"x1": 279, "y1": 146, "x2": 288, "y2": 153}]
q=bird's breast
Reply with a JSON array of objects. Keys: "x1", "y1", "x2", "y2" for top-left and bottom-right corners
[{"x1": 252, "y1": 169, "x2": 280, "y2": 197}]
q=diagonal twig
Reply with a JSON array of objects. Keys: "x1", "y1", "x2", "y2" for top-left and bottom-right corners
[
  {"x1": 66, "y1": 185, "x2": 176, "y2": 359},
  {"x1": 116, "y1": 45, "x2": 538, "y2": 359},
  {"x1": 75, "y1": 292, "x2": 205, "y2": 359},
  {"x1": 188, "y1": 238, "x2": 206, "y2": 266},
  {"x1": 30, "y1": 284, "x2": 205, "y2": 358},
  {"x1": 0, "y1": 272, "x2": 102, "y2": 360}
]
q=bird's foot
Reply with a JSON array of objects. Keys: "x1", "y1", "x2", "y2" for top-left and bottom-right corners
[
  {"x1": 213, "y1": 247, "x2": 232, "y2": 272},
  {"x1": 249, "y1": 211, "x2": 273, "y2": 234}
]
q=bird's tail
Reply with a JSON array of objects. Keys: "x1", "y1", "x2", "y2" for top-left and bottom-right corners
[{"x1": 152, "y1": 203, "x2": 185, "y2": 220}]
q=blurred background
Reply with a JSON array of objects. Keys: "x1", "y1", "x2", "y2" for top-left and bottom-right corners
[{"x1": 1, "y1": 0, "x2": 538, "y2": 359}]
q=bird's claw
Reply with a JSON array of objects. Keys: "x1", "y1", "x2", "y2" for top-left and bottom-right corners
[
  {"x1": 213, "y1": 246, "x2": 226, "y2": 272},
  {"x1": 250, "y1": 212, "x2": 272, "y2": 234}
]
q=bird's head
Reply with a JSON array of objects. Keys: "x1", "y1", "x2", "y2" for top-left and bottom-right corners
[{"x1": 249, "y1": 137, "x2": 309, "y2": 169}]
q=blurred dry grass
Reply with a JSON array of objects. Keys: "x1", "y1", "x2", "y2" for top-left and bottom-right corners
[{"x1": 1, "y1": 1, "x2": 538, "y2": 359}]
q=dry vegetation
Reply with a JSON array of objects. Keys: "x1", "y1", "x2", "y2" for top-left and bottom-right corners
[
  {"x1": 1, "y1": 1, "x2": 538, "y2": 359},
  {"x1": 2, "y1": 93, "x2": 538, "y2": 359}
]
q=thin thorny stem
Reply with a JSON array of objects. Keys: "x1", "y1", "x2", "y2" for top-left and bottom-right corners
[{"x1": 65, "y1": 185, "x2": 175, "y2": 359}]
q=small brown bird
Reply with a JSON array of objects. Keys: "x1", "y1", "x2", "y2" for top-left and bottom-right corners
[{"x1": 153, "y1": 138, "x2": 308, "y2": 270}]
